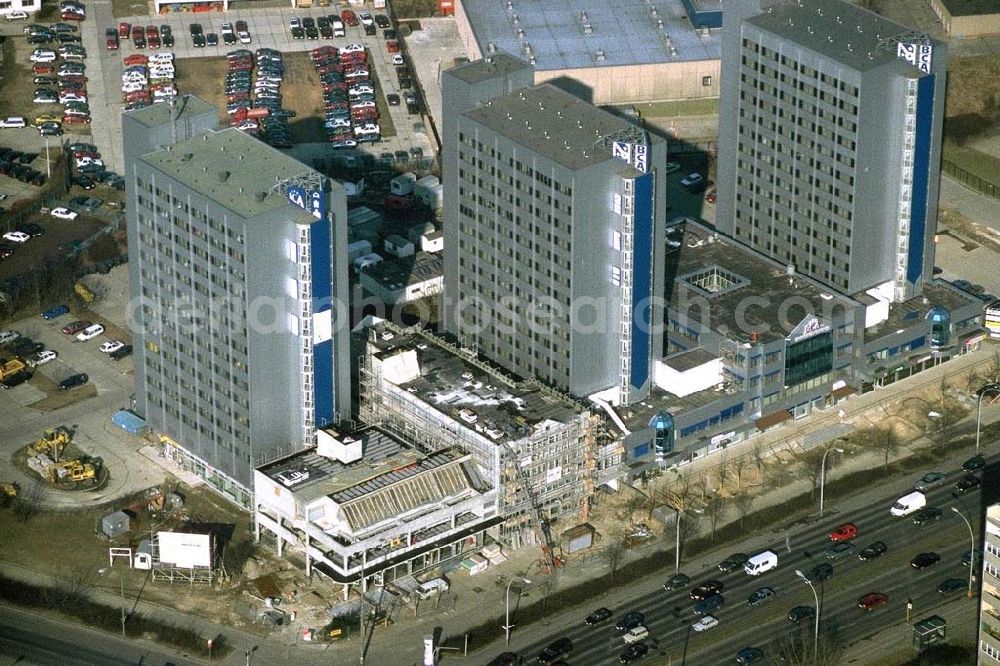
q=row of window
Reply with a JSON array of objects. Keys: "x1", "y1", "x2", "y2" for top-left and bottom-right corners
[
  {"x1": 678, "y1": 403, "x2": 746, "y2": 439},
  {"x1": 741, "y1": 39, "x2": 860, "y2": 97},
  {"x1": 866, "y1": 336, "x2": 927, "y2": 363}
]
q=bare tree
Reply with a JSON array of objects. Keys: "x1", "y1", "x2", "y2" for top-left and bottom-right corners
[
  {"x1": 877, "y1": 428, "x2": 900, "y2": 470},
  {"x1": 715, "y1": 451, "x2": 730, "y2": 490},
  {"x1": 733, "y1": 489, "x2": 755, "y2": 532},
  {"x1": 856, "y1": 0, "x2": 885, "y2": 15},
  {"x1": 703, "y1": 494, "x2": 727, "y2": 542},
  {"x1": 536, "y1": 572, "x2": 560, "y2": 612},
  {"x1": 601, "y1": 531, "x2": 628, "y2": 581},
  {"x1": 731, "y1": 455, "x2": 749, "y2": 491},
  {"x1": 797, "y1": 447, "x2": 829, "y2": 500},
  {"x1": 751, "y1": 440, "x2": 767, "y2": 476},
  {"x1": 772, "y1": 627, "x2": 845, "y2": 666},
  {"x1": 620, "y1": 491, "x2": 646, "y2": 525}
]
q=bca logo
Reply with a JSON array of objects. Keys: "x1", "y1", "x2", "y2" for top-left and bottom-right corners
[{"x1": 287, "y1": 186, "x2": 324, "y2": 220}]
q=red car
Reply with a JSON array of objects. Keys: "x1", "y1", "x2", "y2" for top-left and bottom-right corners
[
  {"x1": 124, "y1": 54, "x2": 148, "y2": 66},
  {"x1": 60, "y1": 12, "x2": 85, "y2": 21},
  {"x1": 857, "y1": 593, "x2": 888, "y2": 611},
  {"x1": 386, "y1": 39, "x2": 400, "y2": 53},
  {"x1": 106, "y1": 35, "x2": 119, "y2": 50},
  {"x1": 340, "y1": 9, "x2": 358, "y2": 26},
  {"x1": 829, "y1": 523, "x2": 857, "y2": 543},
  {"x1": 705, "y1": 189, "x2": 717, "y2": 204},
  {"x1": 33, "y1": 63, "x2": 56, "y2": 75},
  {"x1": 63, "y1": 115, "x2": 91, "y2": 125},
  {"x1": 118, "y1": 21, "x2": 130, "y2": 38},
  {"x1": 62, "y1": 320, "x2": 92, "y2": 335}
]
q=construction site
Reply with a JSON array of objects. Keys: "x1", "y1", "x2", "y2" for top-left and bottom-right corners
[{"x1": 14, "y1": 427, "x2": 106, "y2": 491}]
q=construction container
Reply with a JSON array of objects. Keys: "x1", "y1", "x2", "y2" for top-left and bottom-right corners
[
  {"x1": 390, "y1": 172, "x2": 417, "y2": 196},
  {"x1": 112, "y1": 410, "x2": 147, "y2": 436},
  {"x1": 101, "y1": 510, "x2": 130, "y2": 539},
  {"x1": 562, "y1": 523, "x2": 596, "y2": 553}
]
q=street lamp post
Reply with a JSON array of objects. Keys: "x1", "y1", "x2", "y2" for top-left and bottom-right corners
[
  {"x1": 819, "y1": 447, "x2": 844, "y2": 517},
  {"x1": 502, "y1": 577, "x2": 531, "y2": 646},
  {"x1": 98, "y1": 567, "x2": 126, "y2": 637},
  {"x1": 952, "y1": 506, "x2": 976, "y2": 599},
  {"x1": 675, "y1": 508, "x2": 682, "y2": 573},
  {"x1": 975, "y1": 384, "x2": 1000, "y2": 454},
  {"x1": 795, "y1": 570, "x2": 820, "y2": 660}
]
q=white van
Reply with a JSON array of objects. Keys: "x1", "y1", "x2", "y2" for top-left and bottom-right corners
[
  {"x1": 744, "y1": 550, "x2": 778, "y2": 576},
  {"x1": 890, "y1": 490, "x2": 926, "y2": 517},
  {"x1": 414, "y1": 578, "x2": 449, "y2": 600},
  {"x1": 331, "y1": 19, "x2": 345, "y2": 37},
  {"x1": 623, "y1": 625, "x2": 649, "y2": 644}
]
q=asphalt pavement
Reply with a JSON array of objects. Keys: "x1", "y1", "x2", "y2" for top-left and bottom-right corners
[
  {"x1": 495, "y1": 449, "x2": 990, "y2": 666},
  {"x1": 0, "y1": 604, "x2": 198, "y2": 666}
]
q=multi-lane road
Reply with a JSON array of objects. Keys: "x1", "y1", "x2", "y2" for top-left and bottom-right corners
[{"x1": 509, "y1": 463, "x2": 987, "y2": 665}]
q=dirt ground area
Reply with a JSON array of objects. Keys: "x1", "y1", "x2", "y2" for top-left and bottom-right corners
[
  {"x1": 946, "y1": 55, "x2": 1000, "y2": 118},
  {"x1": 26, "y1": 377, "x2": 98, "y2": 411},
  {"x1": 174, "y1": 53, "x2": 328, "y2": 144},
  {"x1": 0, "y1": 481, "x2": 259, "y2": 625}
]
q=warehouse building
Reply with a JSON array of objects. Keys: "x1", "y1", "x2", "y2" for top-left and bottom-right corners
[
  {"x1": 453, "y1": 0, "x2": 722, "y2": 104},
  {"x1": 930, "y1": 0, "x2": 1000, "y2": 39}
]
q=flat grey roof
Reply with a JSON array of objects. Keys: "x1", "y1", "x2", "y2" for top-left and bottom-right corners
[
  {"x1": 464, "y1": 83, "x2": 662, "y2": 170},
  {"x1": 124, "y1": 94, "x2": 215, "y2": 129},
  {"x1": 863, "y1": 281, "x2": 980, "y2": 342},
  {"x1": 664, "y1": 348, "x2": 718, "y2": 372},
  {"x1": 364, "y1": 252, "x2": 443, "y2": 289},
  {"x1": 747, "y1": 0, "x2": 937, "y2": 72},
  {"x1": 936, "y1": 0, "x2": 1000, "y2": 17},
  {"x1": 666, "y1": 220, "x2": 858, "y2": 345},
  {"x1": 621, "y1": 379, "x2": 733, "y2": 431},
  {"x1": 369, "y1": 325, "x2": 584, "y2": 437},
  {"x1": 141, "y1": 128, "x2": 326, "y2": 220},
  {"x1": 446, "y1": 51, "x2": 533, "y2": 84},
  {"x1": 459, "y1": 0, "x2": 720, "y2": 70}
]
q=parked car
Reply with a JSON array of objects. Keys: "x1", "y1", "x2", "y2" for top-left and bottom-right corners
[
  {"x1": 27, "y1": 350, "x2": 58, "y2": 367},
  {"x1": 99, "y1": 340, "x2": 125, "y2": 354},
  {"x1": 58, "y1": 373, "x2": 89, "y2": 389},
  {"x1": 41, "y1": 304, "x2": 70, "y2": 320},
  {"x1": 109, "y1": 344, "x2": 133, "y2": 361},
  {"x1": 51, "y1": 207, "x2": 78, "y2": 220},
  {"x1": 75, "y1": 324, "x2": 105, "y2": 341}
]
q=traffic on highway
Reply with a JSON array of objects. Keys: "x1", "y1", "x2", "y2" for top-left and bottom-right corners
[{"x1": 500, "y1": 458, "x2": 986, "y2": 665}]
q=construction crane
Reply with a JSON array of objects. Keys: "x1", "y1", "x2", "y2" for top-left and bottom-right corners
[{"x1": 497, "y1": 439, "x2": 563, "y2": 573}]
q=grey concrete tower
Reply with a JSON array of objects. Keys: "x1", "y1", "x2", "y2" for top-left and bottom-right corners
[
  {"x1": 717, "y1": 0, "x2": 946, "y2": 302},
  {"x1": 442, "y1": 57, "x2": 668, "y2": 405},
  {"x1": 123, "y1": 99, "x2": 351, "y2": 505}
]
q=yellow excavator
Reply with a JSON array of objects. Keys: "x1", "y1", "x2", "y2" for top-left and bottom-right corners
[
  {"x1": 46, "y1": 460, "x2": 96, "y2": 484},
  {"x1": 30, "y1": 428, "x2": 71, "y2": 461}
]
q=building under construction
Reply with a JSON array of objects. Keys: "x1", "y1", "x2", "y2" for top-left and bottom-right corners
[{"x1": 359, "y1": 322, "x2": 621, "y2": 554}]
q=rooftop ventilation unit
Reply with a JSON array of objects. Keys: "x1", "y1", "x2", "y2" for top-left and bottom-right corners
[
  {"x1": 583, "y1": 22, "x2": 593, "y2": 35},
  {"x1": 595, "y1": 49, "x2": 606, "y2": 62},
  {"x1": 182, "y1": 153, "x2": 193, "y2": 162},
  {"x1": 218, "y1": 170, "x2": 230, "y2": 182},
  {"x1": 488, "y1": 42, "x2": 497, "y2": 54},
  {"x1": 511, "y1": 12, "x2": 518, "y2": 24},
  {"x1": 581, "y1": 11, "x2": 588, "y2": 21},
  {"x1": 522, "y1": 42, "x2": 532, "y2": 55},
  {"x1": 700, "y1": 26, "x2": 709, "y2": 37}
]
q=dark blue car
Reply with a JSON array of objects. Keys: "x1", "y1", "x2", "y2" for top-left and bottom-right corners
[{"x1": 41, "y1": 304, "x2": 69, "y2": 320}]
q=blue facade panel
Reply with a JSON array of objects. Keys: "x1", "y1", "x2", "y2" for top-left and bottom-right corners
[
  {"x1": 907, "y1": 74, "x2": 935, "y2": 284},
  {"x1": 630, "y1": 173, "x2": 654, "y2": 390},
  {"x1": 310, "y1": 212, "x2": 334, "y2": 427}
]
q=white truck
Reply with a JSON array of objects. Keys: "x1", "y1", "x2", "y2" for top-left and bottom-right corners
[
  {"x1": 744, "y1": 550, "x2": 778, "y2": 576},
  {"x1": 414, "y1": 578, "x2": 449, "y2": 600},
  {"x1": 890, "y1": 490, "x2": 926, "y2": 517}
]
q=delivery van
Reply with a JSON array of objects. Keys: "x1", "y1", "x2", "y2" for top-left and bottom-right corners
[
  {"x1": 415, "y1": 577, "x2": 449, "y2": 599},
  {"x1": 890, "y1": 490, "x2": 926, "y2": 517},
  {"x1": 744, "y1": 550, "x2": 778, "y2": 576}
]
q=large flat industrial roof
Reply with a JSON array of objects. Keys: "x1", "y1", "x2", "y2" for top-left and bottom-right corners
[
  {"x1": 140, "y1": 128, "x2": 327, "y2": 221},
  {"x1": 747, "y1": 0, "x2": 938, "y2": 73},
  {"x1": 364, "y1": 252, "x2": 443, "y2": 289},
  {"x1": 369, "y1": 325, "x2": 586, "y2": 439},
  {"x1": 936, "y1": 0, "x2": 1000, "y2": 17},
  {"x1": 464, "y1": 83, "x2": 662, "y2": 170},
  {"x1": 446, "y1": 51, "x2": 533, "y2": 85},
  {"x1": 459, "y1": 0, "x2": 720, "y2": 70}
]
